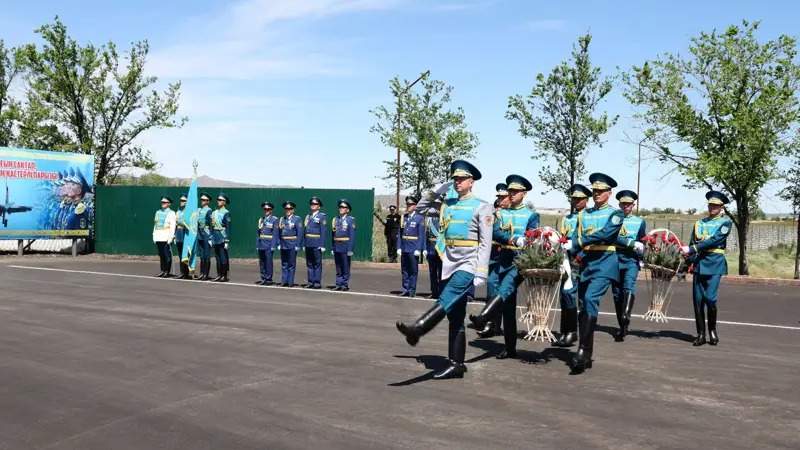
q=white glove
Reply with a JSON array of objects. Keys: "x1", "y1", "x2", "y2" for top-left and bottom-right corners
[
  {"x1": 423, "y1": 250, "x2": 428, "y2": 258},
  {"x1": 514, "y1": 236, "x2": 526, "y2": 247},
  {"x1": 347, "y1": 251, "x2": 353, "y2": 257},
  {"x1": 413, "y1": 250, "x2": 420, "y2": 257},
  {"x1": 396, "y1": 249, "x2": 402, "y2": 256},
  {"x1": 680, "y1": 245, "x2": 690, "y2": 254},
  {"x1": 562, "y1": 240, "x2": 573, "y2": 251},
  {"x1": 473, "y1": 277, "x2": 486, "y2": 287},
  {"x1": 331, "y1": 249, "x2": 336, "y2": 255},
  {"x1": 295, "y1": 246, "x2": 301, "y2": 251},
  {"x1": 633, "y1": 241, "x2": 644, "y2": 254},
  {"x1": 320, "y1": 247, "x2": 326, "y2": 252},
  {"x1": 277, "y1": 245, "x2": 281, "y2": 250}
]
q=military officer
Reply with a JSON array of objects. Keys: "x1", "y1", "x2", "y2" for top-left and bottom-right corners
[
  {"x1": 304, "y1": 197, "x2": 327, "y2": 289},
  {"x1": 175, "y1": 195, "x2": 191, "y2": 279},
  {"x1": 612, "y1": 190, "x2": 646, "y2": 342},
  {"x1": 211, "y1": 194, "x2": 231, "y2": 282},
  {"x1": 152, "y1": 196, "x2": 177, "y2": 278},
  {"x1": 424, "y1": 205, "x2": 443, "y2": 299},
  {"x1": 196, "y1": 193, "x2": 214, "y2": 281},
  {"x1": 553, "y1": 184, "x2": 591, "y2": 347},
  {"x1": 469, "y1": 175, "x2": 538, "y2": 359},
  {"x1": 476, "y1": 183, "x2": 513, "y2": 338},
  {"x1": 396, "y1": 160, "x2": 493, "y2": 379},
  {"x1": 256, "y1": 202, "x2": 279, "y2": 285},
  {"x1": 279, "y1": 201, "x2": 304, "y2": 287},
  {"x1": 563, "y1": 173, "x2": 624, "y2": 374},
  {"x1": 385, "y1": 206, "x2": 401, "y2": 262},
  {"x1": 681, "y1": 191, "x2": 732, "y2": 347},
  {"x1": 397, "y1": 196, "x2": 425, "y2": 297},
  {"x1": 332, "y1": 199, "x2": 356, "y2": 291}
]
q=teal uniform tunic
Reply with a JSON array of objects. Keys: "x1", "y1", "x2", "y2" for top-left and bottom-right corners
[
  {"x1": 687, "y1": 215, "x2": 732, "y2": 306},
  {"x1": 495, "y1": 205, "x2": 540, "y2": 302},
  {"x1": 560, "y1": 212, "x2": 580, "y2": 309},
  {"x1": 612, "y1": 214, "x2": 646, "y2": 297}
]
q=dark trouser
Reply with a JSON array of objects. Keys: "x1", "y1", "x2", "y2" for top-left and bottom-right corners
[
  {"x1": 438, "y1": 271, "x2": 473, "y2": 365},
  {"x1": 281, "y1": 248, "x2": 297, "y2": 285},
  {"x1": 213, "y1": 243, "x2": 229, "y2": 276},
  {"x1": 305, "y1": 247, "x2": 323, "y2": 286},
  {"x1": 401, "y1": 251, "x2": 419, "y2": 294},
  {"x1": 427, "y1": 253, "x2": 442, "y2": 298},
  {"x1": 176, "y1": 240, "x2": 189, "y2": 276},
  {"x1": 155, "y1": 241, "x2": 172, "y2": 273},
  {"x1": 197, "y1": 239, "x2": 211, "y2": 278},
  {"x1": 334, "y1": 251, "x2": 351, "y2": 288},
  {"x1": 387, "y1": 231, "x2": 399, "y2": 260},
  {"x1": 258, "y1": 249, "x2": 274, "y2": 282}
]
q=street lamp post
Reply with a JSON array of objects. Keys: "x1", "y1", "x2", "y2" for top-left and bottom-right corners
[{"x1": 395, "y1": 70, "x2": 430, "y2": 209}]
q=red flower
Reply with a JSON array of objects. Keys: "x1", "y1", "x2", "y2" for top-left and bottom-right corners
[
  {"x1": 661, "y1": 232, "x2": 668, "y2": 242},
  {"x1": 559, "y1": 235, "x2": 568, "y2": 244},
  {"x1": 525, "y1": 229, "x2": 535, "y2": 239}
]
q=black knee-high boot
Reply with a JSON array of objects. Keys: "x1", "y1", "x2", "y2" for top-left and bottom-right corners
[
  {"x1": 434, "y1": 327, "x2": 466, "y2": 379},
  {"x1": 570, "y1": 311, "x2": 596, "y2": 374},
  {"x1": 613, "y1": 297, "x2": 626, "y2": 342},
  {"x1": 469, "y1": 295, "x2": 503, "y2": 331},
  {"x1": 396, "y1": 304, "x2": 446, "y2": 346},
  {"x1": 693, "y1": 301, "x2": 706, "y2": 346},
  {"x1": 554, "y1": 308, "x2": 578, "y2": 347},
  {"x1": 707, "y1": 303, "x2": 718, "y2": 345},
  {"x1": 497, "y1": 299, "x2": 517, "y2": 359},
  {"x1": 624, "y1": 291, "x2": 636, "y2": 331}
]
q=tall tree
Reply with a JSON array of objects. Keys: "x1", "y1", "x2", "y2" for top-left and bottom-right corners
[
  {"x1": 780, "y1": 153, "x2": 800, "y2": 279},
  {"x1": 506, "y1": 33, "x2": 616, "y2": 200},
  {"x1": 623, "y1": 21, "x2": 800, "y2": 275},
  {"x1": 19, "y1": 17, "x2": 186, "y2": 184},
  {"x1": 371, "y1": 72, "x2": 478, "y2": 197},
  {"x1": 0, "y1": 40, "x2": 23, "y2": 146}
]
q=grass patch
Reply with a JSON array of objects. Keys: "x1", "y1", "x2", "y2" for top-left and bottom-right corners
[{"x1": 727, "y1": 243, "x2": 798, "y2": 279}]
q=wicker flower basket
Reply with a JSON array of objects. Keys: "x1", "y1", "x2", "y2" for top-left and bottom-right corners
[
  {"x1": 520, "y1": 268, "x2": 562, "y2": 281},
  {"x1": 643, "y1": 263, "x2": 677, "y2": 280}
]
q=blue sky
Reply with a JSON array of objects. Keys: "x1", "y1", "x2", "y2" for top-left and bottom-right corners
[{"x1": 2, "y1": 0, "x2": 797, "y2": 212}]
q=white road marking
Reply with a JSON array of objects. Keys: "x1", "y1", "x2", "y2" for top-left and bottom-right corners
[{"x1": 7, "y1": 265, "x2": 800, "y2": 332}]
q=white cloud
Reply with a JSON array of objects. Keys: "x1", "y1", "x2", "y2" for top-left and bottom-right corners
[{"x1": 527, "y1": 19, "x2": 567, "y2": 32}]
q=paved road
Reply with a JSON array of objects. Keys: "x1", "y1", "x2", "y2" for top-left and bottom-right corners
[{"x1": 1, "y1": 256, "x2": 798, "y2": 449}]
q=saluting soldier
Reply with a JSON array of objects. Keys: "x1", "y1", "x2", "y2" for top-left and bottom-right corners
[
  {"x1": 424, "y1": 205, "x2": 443, "y2": 299},
  {"x1": 476, "y1": 183, "x2": 513, "y2": 338},
  {"x1": 196, "y1": 193, "x2": 214, "y2": 281},
  {"x1": 563, "y1": 173, "x2": 624, "y2": 374},
  {"x1": 397, "y1": 196, "x2": 425, "y2": 297},
  {"x1": 396, "y1": 160, "x2": 493, "y2": 379},
  {"x1": 469, "y1": 175, "x2": 538, "y2": 359},
  {"x1": 175, "y1": 195, "x2": 191, "y2": 279},
  {"x1": 332, "y1": 199, "x2": 356, "y2": 291},
  {"x1": 211, "y1": 194, "x2": 231, "y2": 282},
  {"x1": 612, "y1": 190, "x2": 646, "y2": 342},
  {"x1": 279, "y1": 201, "x2": 304, "y2": 287},
  {"x1": 153, "y1": 196, "x2": 177, "y2": 278},
  {"x1": 304, "y1": 197, "x2": 327, "y2": 289},
  {"x1": 256, "y1": 202, "x2": 279, "y2": 285},
  {"x1": 553, "y1": 184, "x2": 591, "y2": 347},
  {"x1": 681, "y1": 191, "x2": 732, "y2": 347}
]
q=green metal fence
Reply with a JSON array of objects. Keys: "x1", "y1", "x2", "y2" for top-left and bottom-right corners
[{"x1": 95, "y1": 186, "x2": 374, "y2": 261}]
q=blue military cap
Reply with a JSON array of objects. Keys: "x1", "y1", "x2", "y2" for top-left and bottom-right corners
[
  {"x1": 160, "y1": 196, "x2": 173, "y2": 204},
  {"x1": 495, "y1": 183, "x2": 509, "y2": 196},
  {"x1": 200, "y1": 192, "x2": 211, "y2": 201},
  {"x1": 283, "y1": 201, "x2": 296, "y2": 209},
  {"x1": 217, "y1": 193, "x2": 229, "y2": 204},
  {"x1": 309, "y1": 196, "x2": 323, "y2": 207},
  {"x1": 64, "y1": 167, "x2": 91, "y2": 194},
  {"x1": 616, "y1": 190, "x2": 638, "y2": 203},
  {"x1": 705, "y1": 190, "x2": 730, "y2": 205},
  {"x1": 262, "y1": 201, "x2": 274, "y2": 209},
  {"x1": 505, "y1": 174, "x2": 532, "y2": 191},
  {"x1": 337, "y1": 198, "x2": 352, "y2": 210},
  {"x1": 449, "y1": 159, "x2": 482, "y2": 180},
  {"x1": 179, "y1": 194, "x2": 188, "y2": 202},
  {"x1": 405, "y1": 195, "x2": 418, "y2": 205},
  {"x1": 589, "y1": 173, "x2": 618, "y2": 190},
  {"x1": 569, "y1": 184, "x2": 591, "y2": 199}
]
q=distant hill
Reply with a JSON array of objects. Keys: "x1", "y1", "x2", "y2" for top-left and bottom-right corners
[{"x1": 114, "y1": 173, "x2": 295, "y2": 189}]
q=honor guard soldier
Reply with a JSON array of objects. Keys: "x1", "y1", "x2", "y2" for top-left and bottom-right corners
[
  {"x1": 256, "y1": 202, "x2": 279, "y2": 285},
  {"x1": 175, "y1": 195, "x2": 191, "y2": 279},
  {"x1": 279, "y1": 201, "x2": 304, "y2": 287},
  {"x1": 424, "y1": 205, "x2": 443, "y2": 298},
  {"x1": 396, "y1": 160, "x2": 493, "y2": 379},
  {"x1": 681, "y1": 191, "x2": 732, "y2": 347},
  {"x1": 476, "y1": 183, "x2": 513, "y2": 338},
  {"x1": 197, "y1": 193, "x2": 214, "y2": 280},
  {"x1": 553, "y1": 184, "x2": 591, "y2": 347},
  {"x1": 153, "y1": 196, "x2": 177, "y2": 277},
  {"x1": 304, "y1": 197, "x2": 328, "y2": 289},
  {"x1": 612, "y1": 190, "x2": 646, "y2": 342},
  {"x1": 397, "y1": 196, "x2": 425, "y2": 297},
  {"x1": 211, "y1": 194, "x2": 231, "y2": 282},
  {"x1": 469, "y1": 175, "x2": 538, "y2": 359},
  {"x1": 385, "y1": 206, "x2": 401, "y2": 262},
  {"x1": 332, "y1": 199, "x2": 356, "y2": 291},
  {"x1": 563, "y1": 173, "x2": 624, "y2": 374}
]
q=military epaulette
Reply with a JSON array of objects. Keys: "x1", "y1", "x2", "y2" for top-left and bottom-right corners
[{"x1": 75, "y1": 202, "x2": 86, "y2": 215}]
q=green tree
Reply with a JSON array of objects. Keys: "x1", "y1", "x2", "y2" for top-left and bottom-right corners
[
  {"x1": 780, "y1": 153, "x2": 800, "y2": 279},
  {"x1": 506, "y1": 33, "x2": 617, "y2": 200},
  {"x1": 0, "y1": 40, "x2": 23, "y2": 146},
  {"x1": 623, "y1": 21, "x2": 800, "y2": 275},
  {"x1": 371, "y1": 72, "x2": 478, "y2": 197},
  {"x1": 19, "y1": 17, "x2": 186, "y2": 184}
]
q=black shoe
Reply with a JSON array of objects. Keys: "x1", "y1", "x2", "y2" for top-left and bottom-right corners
[
  {"x1": 264, "y1": 281, "x2": 273, "y2": 286},
  {"x1": 409, "y1": 292, "x2": 416, "y2": 298},
  {"x1": 693, "y1": 301, "x2": 706, "y2": 347},
  {"x1": 570, "y1": 348, "x2": 593, "y2": 373},
  {"x1": 313, "y1": 284, "x2": 321, "y2": 289},
  {"x1": 400, "y1": 291, "x2": 410, "y2": 297},
  {"x1": 157, "y1": 272, "x2": 166, "y2": 278},
  {"x1": 469, "y1": 295, "x2": 503, "y2": 331},
  {"x1": 570, "y1": 312, "x2": 596, "y2": 374},
  {"x1": 163, "y1": 273, "x2": 174, "y2": 278},
  {"x1": 707, "y1": 304, "x2": 719, "y2": 345},
  {"x1": 255, "y1": 280, "x2": 265, "y2": 285},
  {"x1": 433, "y1": 363, "x2": 466, "y2": 380},
  {"x1": 496, "y1": 349, "x2": 517, "y2": 359},
  {"x1": 333, "y1": 286, "x2": 342, "y2": 291},
  {"x1": 341, "y1": 287, "x2": 349, "y2": 292},
  {"x1": 476, "y1": 322, "x2": 497, "y2": 338},
  {"x1": 554, "y1": 331, "x2": 578, "y2": 348},
  {"x1": 395, "y1": 304, "x2": 446, "y2": 346},
  {"x1": 693, "y1": 334, "x2": 707, "y2": 346},
  {"x1": 554, "y1": 308, "x2": 578, "y2": 347}
]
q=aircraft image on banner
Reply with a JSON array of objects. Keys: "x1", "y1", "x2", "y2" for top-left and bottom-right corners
[{"x1": 1, "y1": 179, "x2": 33, "y2": 227}]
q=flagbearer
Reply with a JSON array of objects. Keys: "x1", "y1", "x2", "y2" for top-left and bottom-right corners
[
  {"x1": 153, "y1": 196, "x2": 177, "y2": 278},
  {"x1": 396, "y1": 160, "x2": 493, "y2": 379},
  {"x1": 397, "y1": 196, "x2": 425, "y2": 297},
  {"x1": 681, "y1": 191, "x2": 732, "y2": 347},
  {"x1": 197, "y1": 193, "x2": 214, "y2": 281},
  {"x1": 210, "y1": 194, "x2": 231, "y2": 282},
  {"x1": 553, "y1": 184, "x2": 591, "y2": 347},
  {"x1": 563, "y1": 173, "x2": 624, "y2": 374},
  {"x1": 332, "y1": 199, "x2": 356, "y2": 291},
  {"x1": 279, "y1": 201, "x2": 304, "y2": 287},
  {"x1": 612, "y1": 190, "x2": 646, "y2": 342},
  {"x1": 256, "y1": 202, "x2": 279, "y2": 285},
  {"x1": 424, "y1": 207, "x2": 443, "y2": 298},
  {"x1": 304, "y1": 197, "x2": 327, "y2": 289},
  {"x1": 175, "y1": 195, "x2": 191, "y2": 279}
]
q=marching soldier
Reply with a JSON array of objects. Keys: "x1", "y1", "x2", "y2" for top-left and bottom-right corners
[
  {"x1": 424, "y1": 206, "x2": 443, "y2": 299},
  {"x1": 304, "y1": 197, "x2": 327, "y2": 289},
  {"x1": 469, "y1": 175, "x2": 538, "y2": 359},
  {"x1": 553, "y1": 184, "x2": 591, "y2": 347},
  {"x1": 681, "y1": 191, "x2": 732, "y2": 347},
  {"x1": 279, "y1": 201, "x2": 304, "y2": 287},
  {"x1": 332, "y1": 199, "x2": 356, "y2": 291},
  {"x1": 211, "y1": 194, "x2": 231, "y2": 282},
  {"x1": 256, "y1": 202, "x2": 279, "y2": 285},
  {"x1": 175, "y1": 195, "x2": 191, "y2": 279},
  {"x1": 612, "y1": 190, "x2": 646, "y2": 342},
  {"x1": 397, "y1": 196, "x2": 425, "y2": 297},
  {"x1": 153, "y1": 196, "x2": 177, "y2": 278},
  {"x1": 396, "y1": 160, "x2": 493, "y2": 379},
  {"x1": 476, "y1": 183, "x2": 512, "y2": 338},
  {"x1": 563, "y1": 173, "x2": 624, "y2": 374}
]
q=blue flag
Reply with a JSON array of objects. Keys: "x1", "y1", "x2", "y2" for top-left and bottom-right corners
[{"x1": 181, "y1": 178, "x2": 199, "y2": 271}]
